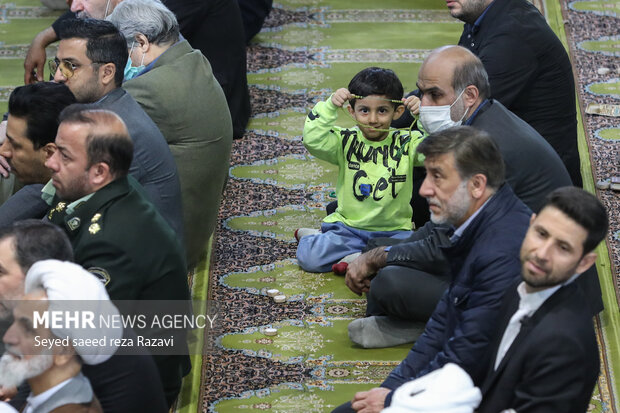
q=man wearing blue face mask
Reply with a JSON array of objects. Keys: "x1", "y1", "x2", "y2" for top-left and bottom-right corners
[
  {"x1": 412, "y1": 46, "x2": 572, "y2": 215},
  {"x1": 123, "y1": 41, "x2": 146, "y2": 80}
]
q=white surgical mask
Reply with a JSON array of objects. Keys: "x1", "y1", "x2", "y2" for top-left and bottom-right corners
[{"x1": 419, "y1": 89, "x2": 468, "y2": 134}]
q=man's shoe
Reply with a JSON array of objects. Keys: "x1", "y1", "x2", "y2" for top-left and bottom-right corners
[
  {"x1": 348, "y1": 316, "x2": 425, "y2": 348},
  {"x1": 294, "y1": 228, "x2": 320, "y2": 242}
]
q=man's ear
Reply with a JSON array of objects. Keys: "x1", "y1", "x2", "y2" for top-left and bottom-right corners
[
  {"x1": 89, "y1": 162, "x2": 111, "y2": 186},
  {"x1": 42, "y1": 143, "x2": 57, "y2": 160},
  {"x1": 576, "y1": 251, "x2": 597, "y2": 275},
  {"x1": 529, "y1": 213, "x2": 537, "y2": 226},
  {"x1": 469, "y1": 173, "x2": 488, "y2": 199},
  {"x1": 53, "y1": 343, "x2": 76, "y2": 366},
  {"x1": 347, "y1": 104, "x2": 355, "y2": 116},
  {"x1": 463, "y1": 85, "x2": 479, "y2": 107},
  {"x1": 135, "y1": 33, "x2": 150, "y2": 54},
  {"x1": 100, "y1": 62, "x2": 117, "y2": 87},
  {"x1": 392, "y1": 104, "x2": 406, "y2": 120}
]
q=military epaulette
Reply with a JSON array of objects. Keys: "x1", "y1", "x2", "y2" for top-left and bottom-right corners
[
  {"x1": 47, "y1": 201, "x2": 67, "y2": 221},
  {"x1": 89, "y1": 212, "x2": 103, "y2": 235}
]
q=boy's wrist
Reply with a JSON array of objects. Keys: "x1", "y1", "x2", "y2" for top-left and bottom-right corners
[{"x1": 326, "y1": 95, "x2": 340, "y2": 111}]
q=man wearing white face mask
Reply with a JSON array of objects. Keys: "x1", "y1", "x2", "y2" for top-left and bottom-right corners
[{"x1": 413, "y1": 46, "x2": 571, "y2": 215}]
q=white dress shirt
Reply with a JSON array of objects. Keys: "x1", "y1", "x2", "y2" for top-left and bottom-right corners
[{"x1": 494, "y1": 274, "x2": 579, "y2": 370}]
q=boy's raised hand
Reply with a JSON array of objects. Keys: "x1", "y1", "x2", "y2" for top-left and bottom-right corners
[
  {"x1": 403, "y1": 94, "x2": 421, "y2": 115},
  {"x1": 331, "y1": 88, "x2": 353, "y2": 107}
]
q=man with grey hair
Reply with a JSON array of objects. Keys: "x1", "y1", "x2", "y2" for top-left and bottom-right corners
[
  {"x1": 23, "y1": 0, "x2": 250, "y2": 140},
  {"x1": 394, "y1": 0, "x2": 580, "y2": 186},
  {"x1": 332, "y1": 126, "x2": 531, "y2": 413},
  {"x1": 108, "y1": 0, "x2": 233, "y2": 267}
]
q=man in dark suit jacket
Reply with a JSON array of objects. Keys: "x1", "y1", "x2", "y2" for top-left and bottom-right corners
[
  {"x1": 477, "y1": 186, "x2": 607, "y2": 412},
  {"x1": 1, "y1": 20, "x2": 184, "y2": 247}
]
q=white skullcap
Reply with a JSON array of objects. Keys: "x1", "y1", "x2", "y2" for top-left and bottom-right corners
[
  {"x1": 0, "y1": 402, "x2": 18, "y2": 413},
  {"x1": 24, "y1": 260, "x2": 122, "y2": 365},
  {"x1": 382, "y1": 363, "x2": 482, "y2": 413}
]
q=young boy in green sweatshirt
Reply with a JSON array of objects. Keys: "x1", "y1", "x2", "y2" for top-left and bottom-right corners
[{"x1": 296, "y1": 67, "x2": 425, "y2": 273}]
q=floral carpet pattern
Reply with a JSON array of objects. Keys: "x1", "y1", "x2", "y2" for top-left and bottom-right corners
[
  {"x1": 0, "y1": 0, "x2": 618, "y2": 412},
  {"x1": 195, "y1": 0, "x2": 620, "y2": 412}
]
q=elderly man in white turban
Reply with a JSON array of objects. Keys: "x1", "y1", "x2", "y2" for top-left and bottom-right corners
[{"x1": 0, "y1": 260, "x2": 121, "y2": 413}]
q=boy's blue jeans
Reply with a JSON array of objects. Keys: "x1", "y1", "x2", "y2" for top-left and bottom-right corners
[{"x1": 296, "y1": 222, "x2": 411, "y2": 273}]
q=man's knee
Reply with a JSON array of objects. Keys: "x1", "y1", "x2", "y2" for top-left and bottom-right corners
[
  {"x1": 331, "y1": 401, "x2": 355, "y2": 413},
  {"x1": 368, "y1": 265, "x2": 448, "y2": 321},
  {"x1": 369, "y1": 267, "x2": 404, "y2": 300}
]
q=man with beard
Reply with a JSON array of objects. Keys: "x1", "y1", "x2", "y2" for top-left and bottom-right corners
[
  {"x1": 0, "y1": 265, "x2": 107, "y2": 413},
  {"x1": 343, "y1": 46, "x2": 604, "y2": 350},
  {"x1": 0, "y1": 83, "x2": 76, "y2": 227},
  {"x1": 331, "y1": 126, "x2": 531, "y2": 412},
  {"x1": 476, "y1": 187, "x2": 606, "y2": 412},
  {"x1": 43, "y1": 106, "x2": 190, "y2": 407},
  {"x1": 0, "y1": 221, "x2": 167, "y2": 412}
]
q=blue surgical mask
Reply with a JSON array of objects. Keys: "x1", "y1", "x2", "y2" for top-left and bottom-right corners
[{"x1": 123, "y1": 42, "x2": 145, "y2": 81}]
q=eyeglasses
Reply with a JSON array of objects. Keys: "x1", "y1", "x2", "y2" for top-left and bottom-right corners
[{"x1": 48, "y1": 58, "x2": 101, "y2": 79}]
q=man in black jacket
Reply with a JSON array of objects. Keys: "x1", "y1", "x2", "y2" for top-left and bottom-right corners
[{"x1": 477, "y1": 186, "x2": 605, "y2": 412}]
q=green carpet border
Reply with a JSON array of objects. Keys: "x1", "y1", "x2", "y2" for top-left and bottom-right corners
[
  {"x1": 555, "y1": 0, "x2": 620, "y2": 408},
  {"x1": 175, "y1": 237, "x2": 213, "y2": 413}
]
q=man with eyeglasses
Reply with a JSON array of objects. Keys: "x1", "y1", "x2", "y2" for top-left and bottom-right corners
[{"x1": 0, "y1": 19, "x2": 184, "y2": 252}]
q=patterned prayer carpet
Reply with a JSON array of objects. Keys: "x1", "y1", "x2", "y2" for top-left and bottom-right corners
[{"x1": 0, "y1": 0, "x2": 618, "y2": 412}]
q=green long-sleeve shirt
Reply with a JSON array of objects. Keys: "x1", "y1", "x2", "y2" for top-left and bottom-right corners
[{"x1": 303, "y1": 98, "x2": 425, "y2": 231}]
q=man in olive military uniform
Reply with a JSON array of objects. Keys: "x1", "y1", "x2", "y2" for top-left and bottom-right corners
[{"x1": 43, "y1": 105, "x2": 190, "y2": 407}]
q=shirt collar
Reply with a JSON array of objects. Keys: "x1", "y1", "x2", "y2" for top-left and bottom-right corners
[
  {"x1": 41, "y1": 180, "x2": 95, "y2": 215},
  {"x1": 465, "y1": 1, "x2": 495, "y2": 34},
  {"x1": 450, "y1": 193, "x2": 493, "y2": 242},
  {"x1": 464, "y1": 99, "x2": 490, "y2": 125},
  {"x1": 516, "y1": 273, "x2": 581, "y2": 315},
  {"x1": 26, "y1": 377, "x2": 73, "y2": 411}
]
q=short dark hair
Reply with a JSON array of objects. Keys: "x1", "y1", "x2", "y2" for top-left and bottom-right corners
[
  {"x1": 541, "y1": 187, "x2": 608, "y2": 254},
  {"x1": 0, "y1": 220, "x2": 74, "y2": 273},
  {"x1": 8, "y1": 82, "x2": 76, "y2": 149},
  {"x1": 59, "y1": 104, "x2": 133, "y2": 178},
  {"x1": 57, "y1": 18, "x2": 128, "y2": 88},
  {"x1": 348, "y1": 67, "x2": 404, "y2": 109},
  {"x1": 452, "y1": 53, "x2": 491, "y2": 100},
  {"x1": 417, "y1": 126, "x2": 505, "y2": 190}
]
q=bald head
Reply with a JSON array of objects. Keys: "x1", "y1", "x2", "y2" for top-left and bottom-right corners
[{"x1": 422, "y1": 46, "x2": 490, "y2": 100}]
